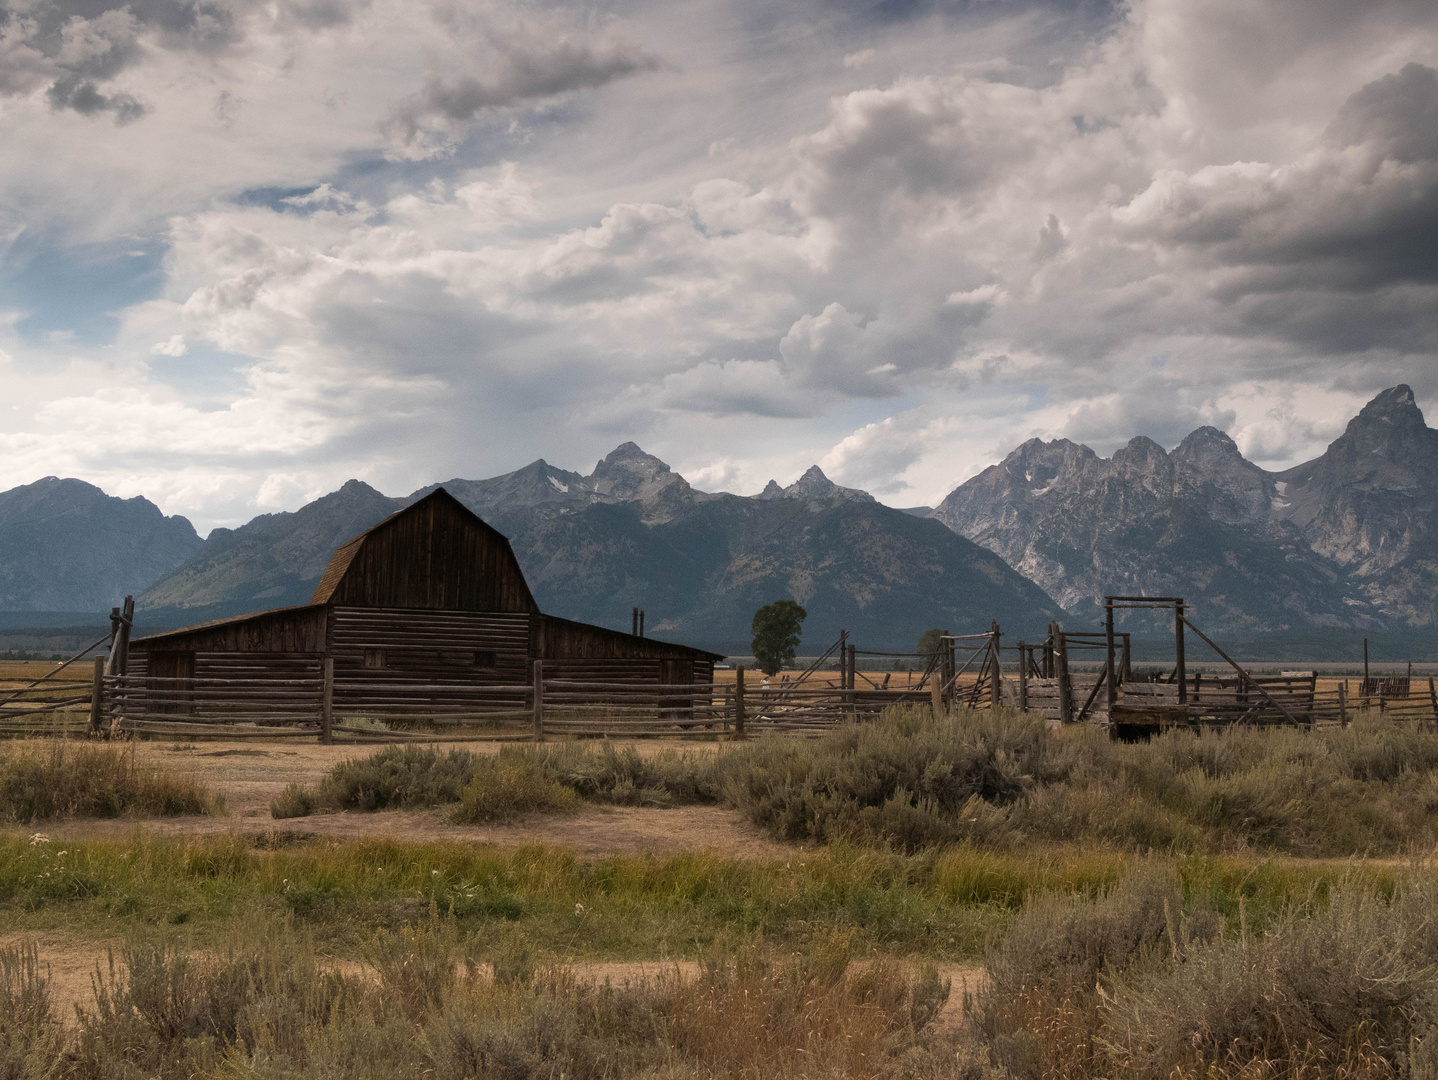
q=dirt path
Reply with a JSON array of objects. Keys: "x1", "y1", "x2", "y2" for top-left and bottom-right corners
[{"x1": 0, "y1": 927, "x2": 985, "y2": 1031}]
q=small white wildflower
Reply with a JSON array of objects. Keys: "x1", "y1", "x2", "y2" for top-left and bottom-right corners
[
  {"x1": 56, "y1": 851, "x2": 67, "y2": 857},
  {"x1": 28, "y1": 834, "x2": 49, "y2": 845},
  {"x1": 431, "y1": 870, "x2": 440, "y2": 877},
  {"x1": 574, "y1": 903, "x2": 585, "y2": 916}
]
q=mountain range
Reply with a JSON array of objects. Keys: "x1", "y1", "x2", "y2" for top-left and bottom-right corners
[
  {"x1": 931, "y1": 385, "x2": 1438, "y2": 635},
  {"x1": 1, "y1": 385, "x2": 1435, "y2": 654},
  {"x1": 0, "y1": 477, "x2": 201, "y2": 613},
  {"x1": 131, "y1": 445, "x2": 1061, "y2": 653}
]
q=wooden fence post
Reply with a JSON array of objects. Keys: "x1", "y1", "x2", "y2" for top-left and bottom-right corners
[
  {"x1": 733, "y1": 665, "x2": 746, "y2": 739},
  {"x1": 1056, "y1": 628, "x2": 1073, "y2": 725},
  {"x1": 320, "y1": 656, "x2": 334, "y2": 744},
  {"x1": 931, "y1": 672, "x2": 943, "y2": 720},
  {"x1": 1104, "y1": 599, "x2": 1118, "y2": 716},
  {"x1": 1018, "y1": 641, "x2": 1028, "y2": 712},
  {"x1": 88, "y1": 656, "x2": 105, "y2": 736},
  {"x1": 1430, "y1": 677, "x2": 1437, "y2": 723},
  {"x1": 1339, "y1": 680, "x2": 1348, "y2": 727},
  {"x1": 990, "y1": 622, "x2": 1002, "y2": 707},
  {"x1": 533, "y1": 661, "x2": 545, "y2": 741},
  {"x1": 1174, "y1": 600, "x2": 1187, "y2": 706}
]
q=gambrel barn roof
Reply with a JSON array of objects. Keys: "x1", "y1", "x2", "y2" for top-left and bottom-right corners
[{"x1": 309, "y1": 488, "x2": 539, "y2": 612}]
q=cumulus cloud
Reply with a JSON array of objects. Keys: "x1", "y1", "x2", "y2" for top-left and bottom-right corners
[{"x1": 3, "y1": 0, "x2": 1438, "y2": 529}]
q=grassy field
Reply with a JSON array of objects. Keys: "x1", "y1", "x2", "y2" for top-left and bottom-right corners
[{"x1": 0, "y1": 708, "x2": 1436, "y2": 1077}]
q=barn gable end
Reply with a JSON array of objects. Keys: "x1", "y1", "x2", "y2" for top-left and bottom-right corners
[{"x1": 309, "y1": 489, "x2": 539, "y2": 613}]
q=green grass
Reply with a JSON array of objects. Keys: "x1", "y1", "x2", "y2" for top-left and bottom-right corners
[{"x1": 0, "y1": 832, "x2": 1398, "y2": 963}]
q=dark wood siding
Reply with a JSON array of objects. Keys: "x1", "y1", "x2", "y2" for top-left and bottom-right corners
[
  {"x1": 317, "y1": 492, "x2": 538, "y2": 613},
  {"x1": 146, "y1": 650, "x2": 194, "y2": 715},
  {"x1": 132, "y1": 605, "x2": 328, "y2": 654},
  {"x1": 538, "y1": 615, "x2": 719, "y2": 689},
  {"x1": 330, "y1": 607, "x2": 532, "y2": 714}
]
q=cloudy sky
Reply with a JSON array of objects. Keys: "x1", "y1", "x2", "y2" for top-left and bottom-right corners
[{"x1": 1, "y1": 0, "x2": 1436, "y2": 531}]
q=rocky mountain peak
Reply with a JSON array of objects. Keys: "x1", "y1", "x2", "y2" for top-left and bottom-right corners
[
  {"x1": 1112, "y1": 435, "x2": 1169, "y2": 476},
  {"x1": 788, "y1": 465, "x2": 837, "y2": 498},
  {"x1": 1174, "y1": 426, "x2": 1245, "y2": 463},
  {"x1": 1356, "y1": 384, "x2": 1420, "y2": 425},
  {"x1": 1168, "y1": 427, "x2": 1274, "y2": 525},
  {"x1": 1319, "y1": 385, "x2": 1437, "y2": 476},
  {"x1": 767, "y1": 465, "x2": 876, "y2": 504},
  {"x1": 755, "y1": 480, "x2": 786, "y2": 500},
  {"x1": 589, "y1": 442, "x2": 673, "y2": 499},
  {"x1": 334, "y1": 479, "x2": 383, "y2": 497},
  {"x1": 0, "y1": 475, "x2": 203, "y2": 612}
]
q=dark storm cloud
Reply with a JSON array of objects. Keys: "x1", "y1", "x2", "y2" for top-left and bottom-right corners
[
  {"x1": 1113, "y1": 63, "x2": 1438, "y2": 355},
  {"x1": 1327, "y1": 62, "x2": 1438, "y2": 163}
]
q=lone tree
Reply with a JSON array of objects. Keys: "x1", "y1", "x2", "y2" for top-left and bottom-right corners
[
  {"x1": 751, "y1": 600, "x2": 807, "y2": 676},
  {"x1": 917, "y1": 628, "x2": 949, "y2": 666}
]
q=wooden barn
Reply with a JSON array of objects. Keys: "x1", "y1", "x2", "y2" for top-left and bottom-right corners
[{"x1": 123, "y1": 489, "x2": 723, "y2": 735}]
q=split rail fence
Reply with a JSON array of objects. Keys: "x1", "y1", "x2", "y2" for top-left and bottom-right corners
[{"x1": 5, "y1": 593, "x2": 1438, "y2": 740}]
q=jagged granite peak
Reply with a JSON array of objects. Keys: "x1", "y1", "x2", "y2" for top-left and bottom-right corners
[
  {"x1": 756, "y1": 465, "x2": 876, "y2": 505},
  {"x1": 1272, "y1": 386, "x2": 1438, "y2": 615},
  {"x1": 1171, "y1": 426, "x2": 1275, "y2": 526},
  {"x1": 932, "y1": 386, "x2": 1438, "y2": 632},
  {"x1": 585, "y1": 443, "x2": 702, "y2": 524},
  {"x1": 0, "y1": 476, "x2": 202, "y2": 611},
  {"x1": 933, "y1": 426, "x2": 1375, "y2": 632},
  {"x1": 589, "y1": 443, "x2": 670, "y2": 496}
]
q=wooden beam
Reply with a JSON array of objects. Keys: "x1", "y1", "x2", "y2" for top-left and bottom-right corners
[
  {"x1": 1076, "y1": 666, "x2": 1108, "y2": 723},
  {"x1": 1018, "y1": 640, "x2": 1027, "y2": 712},
  {"x1": 1104, "y1": 599, "x2": 1118, "y2": 714},
  {"x1": 734, "y1": 665, "x2": 746, "y2": 740},
  {"x1": 1178, "y1": 615, "x2": 1300, "y2": 724},
  {"x1": 320, "y1": 656, "x2": 334, "y2": 744},
  {"x1": 1055, "y1": 624, "x2": 1073, "y2": 725},
  {"x1": 989, "y1": 622, "x2": 1001, "y2": 707},
  {"x1": 1174, "y1": 600, "x2": 1187, "y2": 706}
]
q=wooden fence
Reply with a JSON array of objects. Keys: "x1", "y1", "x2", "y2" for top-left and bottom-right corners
[{"x1": 5, "y1": 623, "x2": 1438, "y2": 741}]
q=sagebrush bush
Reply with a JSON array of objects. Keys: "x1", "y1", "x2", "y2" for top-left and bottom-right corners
[
  {"x1": 452, "y1": 759, "x2": 580, "y2": 823},
  {"x1": 278, "y1": 710, "x2": 1438, "y2": 856},
  {"x1": 269, "y1": 782, "x2": 317, "y2": 819},
  {"x1": 0, "y1": 741, "x2": 217, "y2": 822},
  {"x1": 317, "y1": 745, "x2": 478, "y2": 811},
  {"x1": 974, "y1": 866, "x2": 1438, "y2": 1080},
  {"x1": 280, "y1": 742, "x2": 725, "y2": 820},
  {"x1": 728, "y1": 707, "x2": 1438, "y2": 855},
  {"x1": 12, "y1": 918, "x2": 954, "y2": 1079}
]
